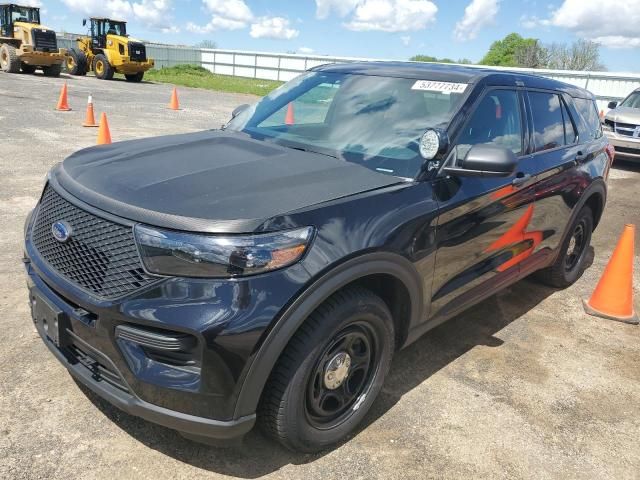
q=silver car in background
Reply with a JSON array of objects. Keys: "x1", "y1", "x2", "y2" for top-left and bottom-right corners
[{"x1": 603, "y1": 88, "x2": 640, "y2": 162}]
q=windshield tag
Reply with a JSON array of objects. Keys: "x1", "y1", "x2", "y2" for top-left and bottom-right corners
[{"x1": 411, "y1": 80, "x2": 467, "y2": 94}]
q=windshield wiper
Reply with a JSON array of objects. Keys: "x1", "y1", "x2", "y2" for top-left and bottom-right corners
[{"x1": 285, "y1": 145, "x2": 338, "y2": 159}]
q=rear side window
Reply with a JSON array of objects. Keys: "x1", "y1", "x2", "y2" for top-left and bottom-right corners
[
  {"x1": 455, "y1": 89, "x2": 523, "y2": 161},
  {"x1": 561, "y1": 100, "x2": 577, "y2": 144},
  {"x1": 573, "y1": 97, "x2": 603, "y2": 141},
  {"x1": 529, "y1": 91, "x2": 566, "y2": 152}
]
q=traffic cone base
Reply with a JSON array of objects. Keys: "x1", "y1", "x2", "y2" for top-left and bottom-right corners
[
  {"x1": 96, "y1": 112, "x2": 112, "y2": 145},
  {"x1": 56, "y1": 82, "x2": 71, "y2": 111},
  {"x1": 167, "y1": 87, "x2": 180, "y2": 110},
  {"x1": 583, "y1": 223, "x2": 637, "y2": 325},
  {"x1": 583, "y1": 299, "x2": 638, "y2": 325}
]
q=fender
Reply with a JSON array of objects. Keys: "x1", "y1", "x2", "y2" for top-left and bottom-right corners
[
  {"x1": 550, "y1": 177, "x2": 606, "y2": 264},
  {"x1": 232, "y1": 251, "x2": 425, "y2": 419}
]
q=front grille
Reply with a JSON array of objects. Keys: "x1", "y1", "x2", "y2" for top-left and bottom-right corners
[
  {"x1": 32, "y1": 28, "x2": 57, "y2": 52},
  {"x1": 128, "y1": 42, "x2": 146, "y2": 62},
  {"x1": 31, "y1": 185, "x2": 157, "y2": 299},
  {"x1": 68, "y1": 342, "x2": 129, "y2": 392},
  {"x1": 613, "y1": 121, "x2": 639, "y2": 138},
  {"x1": 615, "y1": 146, "x2": 640, "y2": 155}
]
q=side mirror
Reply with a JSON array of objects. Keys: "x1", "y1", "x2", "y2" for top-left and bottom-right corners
[
  {"x1": 444, "y1": 144, "x2": 517, "y2": 177},
  {"x1": 607, "y1": 101, "x2": 618, "y2": 109},
  {"x1": 231, "y1": 103, "x2": 250, "y2": 119},
  {"x1": 82, "y1": 18, "x2": 86, "y2": 26}
]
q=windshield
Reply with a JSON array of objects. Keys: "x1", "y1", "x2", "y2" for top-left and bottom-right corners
[
  {"x1": 620, "y1": 91, "x2": 640, "y2": 109},
  {"x1": 103, "y1": 20, "x2": 127, "y2": 36},
  {"x1": 12, "y1": 6, "x2": 40, "y2": 24},
  {"x1": 226, "y1": 72, "x2": 468, "y2": 178}
]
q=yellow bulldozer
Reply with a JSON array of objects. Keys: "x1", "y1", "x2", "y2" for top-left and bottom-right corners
[
  {"x1": 66, "y1": 17, "x2": 154, "y2": 82},
  {"x1": 0, "y1": 3, "x2": 66, "y2": 76}
]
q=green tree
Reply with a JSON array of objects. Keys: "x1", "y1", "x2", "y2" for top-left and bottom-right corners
[
  {"x1": 410, "y1": 55, "x2": 471, "y2": 64},
  {"x1": 480, "y1": 33, "x2": 537, "y2": 67}
]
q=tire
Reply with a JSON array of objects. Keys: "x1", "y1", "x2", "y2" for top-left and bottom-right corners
[
  {"x1": 66, "y1": 48, "x2": 87, "y2": 75},
  {"x1": 535, "y1": 205, "x2": 593, "y2": 288},
  {"x1": 0, "y1": 43, "x2": 20, "y2": 73},
  {"x1": 42, "y1": 64, "x2": 62, "y2": 77},
  {"x1": 93, "y1": 54, "x2": 114, "y2": 80},
  {"x1": 259, "y1": 286, "x2": 394, "y2": 453},
  {"x1": 20, "y1": 62, "x2": 37, "y2": 74},
  {"x1": 125, "y1": 72, "x2": 144, "y2": 82}
]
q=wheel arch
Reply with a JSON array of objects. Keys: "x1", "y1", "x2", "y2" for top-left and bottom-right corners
[{"x1": 233, "y1": 251, "x2": 424, "y2": 419}]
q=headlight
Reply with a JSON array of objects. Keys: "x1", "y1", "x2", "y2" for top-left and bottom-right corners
[
  {"x1": 602, "y1": 122, "x2": 613, "y2": 132},
  {"x1": 135, "y1": 225, "x2": 314, "y2": 278}
]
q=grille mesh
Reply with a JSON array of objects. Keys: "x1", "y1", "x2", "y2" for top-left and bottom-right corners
[{"x1": 31, "y1": 186, "x2": 157, "y2": 299}]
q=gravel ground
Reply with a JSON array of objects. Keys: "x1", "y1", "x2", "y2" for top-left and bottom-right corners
[{"x1": 1, "y1": 71, "x2": 639, "y2": 480}]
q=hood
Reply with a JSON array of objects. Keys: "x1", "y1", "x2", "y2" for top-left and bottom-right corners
[
  {"x1": 53, "y1": 130, "x2": 402, "y2": 233},
  {"x1": 605, "y1": 106, "x2": 640, "y2": 124}
]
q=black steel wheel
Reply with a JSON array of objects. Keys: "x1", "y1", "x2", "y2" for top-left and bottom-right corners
[
  {"x1": 535, "y1": 205, "x2": 593, "y2": 288},
  {"x1": 259, "y1": 286, "x2": 394, "y2": 452}
]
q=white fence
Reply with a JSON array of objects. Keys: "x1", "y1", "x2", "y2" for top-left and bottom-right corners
[{"x1": 56, "y1": 34, "x2": 640, "y2": 111}]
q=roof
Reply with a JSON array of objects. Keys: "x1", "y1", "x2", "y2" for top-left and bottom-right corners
[
  {"x1": 0, "y1": 3, "x2": 40, "y2": 7},
  {"x1": 312, "y1": 61, "x2": 594, "y2": 99},
  {"x1": 89, "y1": 17, "x2": 127, "y2": 22}
]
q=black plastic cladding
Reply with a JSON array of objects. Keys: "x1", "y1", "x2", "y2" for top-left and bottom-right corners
[{"x1": 31, "y1": 185, "x2": 156, "y2": 299}]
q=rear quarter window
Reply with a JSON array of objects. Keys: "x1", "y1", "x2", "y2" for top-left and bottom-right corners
[{"x1": 573, "y1": 98, "x2": 603, "y2": 141}]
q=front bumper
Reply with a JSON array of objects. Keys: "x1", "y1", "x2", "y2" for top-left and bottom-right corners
[
  {"x1": 23, "y1": 196, "x2": 310, "y2": 440},
  {"x1": 18, "y1": 47, "x2": 66, "y2": 66},
  {"x1": 604, "y1": 131, "x2": 640, "y2": 161},
  {"x1": 115, "y1": 58, "x2": 155, "y2": 74}
]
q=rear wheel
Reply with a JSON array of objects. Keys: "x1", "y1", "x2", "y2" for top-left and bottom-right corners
[
  {"x1": 20, "y1": 62, "x2": 37, "y2": 74},
  {"x1": 0, "y1": 43, "x2": 20, "y2": 73},
  {"x1": 42, "y1": 64, "x2": 62, "y2": 77},
  {"x1": 93, "y1": 54, "x2": 114, "y2": 80},
  {"x1": 125, "y1": 71, "x2": 144, "y2": 82},
  {"x1": 66, "y1": 48, "x2": 87, "y2": 75},
  {"x1": 259, "y1": 286, "x2": 394, "y2": 452},
  {"x1": 535, "y1": 205, "x2": 593, "y2": 288}
]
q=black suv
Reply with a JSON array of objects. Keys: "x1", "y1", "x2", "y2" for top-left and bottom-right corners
[{"x1": 24, "y1": 63, "x2": 612, "y2": 452}]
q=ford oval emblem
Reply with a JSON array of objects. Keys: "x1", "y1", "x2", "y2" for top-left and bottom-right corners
[{"x1": 51, "y1": 221, "x2": 72, "y2": 243}]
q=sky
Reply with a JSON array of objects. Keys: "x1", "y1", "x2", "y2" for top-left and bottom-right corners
[{"x1": 25, "y1": 0, "x2": 640, "y2": 72}]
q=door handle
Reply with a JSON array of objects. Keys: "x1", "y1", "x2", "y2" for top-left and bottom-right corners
[
  {"x1": 511, "y1": 173, "x2": 531, "y2": 187},
  {"x1": 575, "y1": 151, "x2": 587, "y2": 164}
]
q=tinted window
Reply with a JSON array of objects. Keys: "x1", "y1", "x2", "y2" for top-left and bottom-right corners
[
  {"x1": 561, "y1": 100, "x2": 577, "y2": 144},
  {"x1": 455, "y1": 89, "x2": 522, "y2": 161},
  {"x1": 574, "y1": 97, "x2": 603, "y2": 141},
  {"x1": 620, "y1": 91, "x2": 640, "y2": 108},
  {"x1": 529, "y1": 92, "x2": 565, "y2": 152}
]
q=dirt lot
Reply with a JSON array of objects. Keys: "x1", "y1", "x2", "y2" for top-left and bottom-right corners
[{"x1": 1, "y1": 71, "x2": 639, "y2": 480}]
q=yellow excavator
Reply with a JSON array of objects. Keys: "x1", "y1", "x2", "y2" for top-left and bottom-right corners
[
  {"x1": 66, "y1": 17, "x2": 154, "y2": 82},
  {"x1": 0, "y1": 3, "x2": 66, "y2": 76}
]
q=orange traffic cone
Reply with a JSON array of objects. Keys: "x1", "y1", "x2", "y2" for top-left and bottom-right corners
[
  {"x1": 83, "y1": 95, "x2": 98, "y2": 127},
  {"x1": 583, "y1": 224, "x2": 638, "y2": 324},
  {"x1": 167, "y1": 87, "x2": 180, "y2": 110},
  {"x1": 96, "y1": 112, "x2": 112, "y2": 145},
  {"x1": 55, "y1": 82, "x2": 71, "y2": 111},
  {"x1": 285, "y1": 102, "x2": 295, "y2": 125}
]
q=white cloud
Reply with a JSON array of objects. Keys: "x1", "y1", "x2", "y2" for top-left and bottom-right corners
[
  {"x1": 400, "y1": 35, "x2": 410, "y2": 46},
  {"x1": 250, "y1": 17, "x2": 299, "y2": 40},
  {"x1": 202, "y1": 0, "x2": 252, "y2": 23},
  {"x1": 298, "y1": 46, "x2": 314, "y2": 54},
  {"x1": 519, "y1": 14, "x2": 543, "y2": 29},
  {"x1": 61, "y1": 0, "x2": 173, "y2": 30},
  {"x1": 19, "y1": 0, "x2": 42, "y2": 6},
  {"x1": 546, "y1": 0, "x2": 640, "y2": 48},
  {"x1": 315, "y1": 0, "x2": 361, "y2": 19},
  {"x1": 344, "y1": 0, "x2": 438, "y2": 32},
  {"x1": 453, "y1": 0, "x2": 500, "y2": 42}
]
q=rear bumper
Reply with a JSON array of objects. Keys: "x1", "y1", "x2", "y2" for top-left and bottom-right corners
[
  {"x1": 605, "y1": 132, "x2": 640, "y2": 161},
  {"x1": 26, "y1": 262, "x2": 256, "y2": 440}
]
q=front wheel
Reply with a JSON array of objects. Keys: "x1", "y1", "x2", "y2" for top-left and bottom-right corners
[
  {"x1": 259, "y1": 286, "x2": 394, "y2": 452},
  {"x1": 66, "y1": 48, "x2": 87, "y2": 75},
  {"x1": 0, "y1": 43, "x2": 20, "y2": 73},
  {"x1": 535, "y1": 205, "x2": 593, "y2": 288},
  {"x1": 93, "y1": 54, "x2": 114, "y2": 80},
  {"x1": 125, "y1": 72, "x2": 144, "y2": 82}
]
